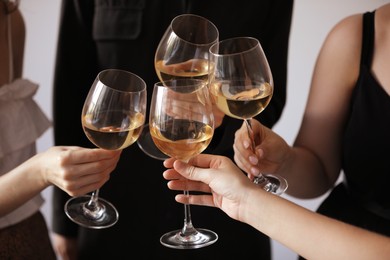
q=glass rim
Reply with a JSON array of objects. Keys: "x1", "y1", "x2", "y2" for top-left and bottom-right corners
[
  {"x1": 170, "y1": 13, "x2": 219, "y2": 46},
  {"x1": 97, "y1": 69, "x2": 147, "y2": 93},
  {"x1": 209, "y1": 36, "x2": 261, "y2": 57},
  {"x1": 154, "y1": 78, "x2": 207, "y2": 88}
]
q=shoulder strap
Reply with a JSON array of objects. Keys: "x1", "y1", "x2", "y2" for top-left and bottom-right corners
[{"x1": 361, "y1": 11, "x2": 375, "y2": 68}]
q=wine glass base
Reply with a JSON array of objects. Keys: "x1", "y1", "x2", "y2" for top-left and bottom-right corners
[
  {"x1": 160, "y1": 228, "x2": 218, "y2": 249},
  {"x1": 137, "y1": 123, "x2": 169, "y2": 160},
  {"x1": 254, "y1": 174, "x2": 288, "y2": 195},
  {"x1": 64, "y1": 195, "x2": 119, "y2": 229}
]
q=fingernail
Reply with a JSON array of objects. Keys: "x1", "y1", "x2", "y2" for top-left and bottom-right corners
[
  {"x1": 256, "y1": 148, "x2": 263, "y2": 158},
  {"x1": 249, "y1": 155, "x2": 258, "y2": 165},
  {"x1": 250, "y1": 167, "x2": 260, "y2": 176},
  {"x1": 243, "y1": 140, "x2": 250, "y2": 149}
]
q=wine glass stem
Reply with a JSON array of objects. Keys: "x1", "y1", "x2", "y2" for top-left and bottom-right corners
[
  {"x1": 83, "y1": 189, "x2": 105, "y2": 219},
  {"x1": 244, "y1": 119, "x2": 255, "y2": 151},
  {"x1": 90, "y1": 189, "x2": 99, "y2": 204},
  {"x1": 244, "y1": 119, "x2": 267, "y2": 184},
  {"x1": 181, "y1": 189, "x2": 197, "y2": 236}
]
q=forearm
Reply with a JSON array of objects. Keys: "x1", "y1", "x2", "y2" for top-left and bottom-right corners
[
  {"x1": 0, "y1": 154, "x2": 48, "y2": 216},
  {"x1": 243, "y1": 188, "x2": 390, "y2": 260},
  {"x1": 279, "y1": 146, "x2": 331, "y2": 198}
]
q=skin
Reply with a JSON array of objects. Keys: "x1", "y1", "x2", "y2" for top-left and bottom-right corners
[
  {"x1": 0, "y1": 146, "x2": 121, "y2": 217},
  {"x1": 233, "y1": 3, "x2": 390, "y2": 199},
  {"x1": 163, "y1": 154, "x2": 390, "y2": 260}
]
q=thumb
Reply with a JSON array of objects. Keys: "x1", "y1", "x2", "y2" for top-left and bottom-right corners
[{"x1": 173, "y1": 159, "x2": 211, "y2": 185}]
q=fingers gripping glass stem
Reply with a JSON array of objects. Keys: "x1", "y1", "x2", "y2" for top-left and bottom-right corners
[
  {"x1": 209, "y1": 37, "x2": 288, "y2": 196},
  {"x1": 244, "y1": 120, "x2": 288, "y2": 195},
  {"x1": 151, "y1": 80, "x2": 218, "y2": 249}
]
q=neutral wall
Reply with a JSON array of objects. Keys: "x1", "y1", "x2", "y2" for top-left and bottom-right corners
[{"x1": 20, "y1": 1, "x2": 388, "y2": 259}]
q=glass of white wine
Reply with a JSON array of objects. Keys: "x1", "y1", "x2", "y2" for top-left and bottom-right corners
[
  {"x1": 137, "y1": 14, "x2": 219, "y2": 160},
  {"x1": 149, "y1": 79, "x2": 218, "y2": 249},
  {"x1": 209, "y1": 37, "x2": 288, "y2": 195},
  {"x1": 65, "y1": 69, "x2": 147, "y2": 229}
]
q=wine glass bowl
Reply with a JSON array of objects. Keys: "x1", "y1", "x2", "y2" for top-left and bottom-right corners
[
  {"x1": 82, "y1": 71, "x2": 146, "y2": 150},
  {"x1": 154, "y1": 14, "x2": 219, "y2": 83},
  {"x1": 209, "y1": 79, "x2": 273, "y2": 120},
  {"x1": 209, "y1": 37, "x2": 288, "y2": 195},
  {"x1": 136, "y1": 123, "x2": 169, "y2": 160},
  {"x1": 137, "y1": 14, "x2": 219, "y2": 160},
  {"x1": 149, "y1": 79, "x2": 218, "y2": 249},
  {"x1": 65, "y1": 69, "x2": 147, "y2": 228}
]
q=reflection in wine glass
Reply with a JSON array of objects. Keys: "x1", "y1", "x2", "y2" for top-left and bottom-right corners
[
  {"x1": 65, "y1": 69, "x2": 147, "y2": 229},
  {"x1": 137, "y1": 14, "x2": 219, "y2": 160},
  {"x1": 149, "y1": 79, "x2": 218, "y2": 249},
  {"x1": 209, "y1": 37, "x2": 288, "y2": 195}
]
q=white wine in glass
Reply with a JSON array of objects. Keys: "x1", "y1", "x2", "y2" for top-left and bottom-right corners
[
  {"x1": 137, "y1": 13, "x2": 219, "y2": 160},
  {"x1": 149, "y1": 79, "x2": 218, "y2": 249},
  {"x1": 65, "y1": 69, "x2": 147, "y2": 229},
  {"x1": 209, "y1": 37, "x2": 288, "y2": 195}
]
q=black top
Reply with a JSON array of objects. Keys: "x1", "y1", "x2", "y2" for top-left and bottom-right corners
[
  {"x1": 52, "y1": 0, "x2": 293, "y2": 259},
  {"x1": 317, "y1": 11, "x2": 390, "y2": 237}
]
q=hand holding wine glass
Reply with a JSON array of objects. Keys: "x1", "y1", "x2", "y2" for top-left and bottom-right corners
[
  {"x1": 65, "y1": 69, "x2": 147, "y2": 229},
  {"x1": 137, "y1": 14, "x2": 219, "y2": 160},
  {"x1": 149, "y1": 79, "x2": 218, "y2": 249},
  {"x1": 209, "y1": 37, "x2": 288, "y2": 195}
]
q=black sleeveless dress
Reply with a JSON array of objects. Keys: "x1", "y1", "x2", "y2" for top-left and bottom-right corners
[
  {"x1": 317, "y1": 10, "x2": 390, "y2": 236},
  {"x1": 299, "y1": 9, "x2": 390, "y2": 260}
]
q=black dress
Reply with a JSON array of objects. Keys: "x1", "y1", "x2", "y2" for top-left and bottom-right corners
[
  {"x1": 299, "y1": 10, "x2": 390, "y2": 260},
  {"x1": 318, "y1": 9, "x2": 390, "y2": 235},
  {"x1": 52, "y1": 1, "x2": 293, "y2": 259}
]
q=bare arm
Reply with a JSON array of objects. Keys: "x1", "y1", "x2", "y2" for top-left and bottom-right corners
[
  {"x1": 233, "y1": 14, "x2": 363, "y2": 198},
  {"x1": 164, "y1": 154, "x2": 390, "y2": 260}
]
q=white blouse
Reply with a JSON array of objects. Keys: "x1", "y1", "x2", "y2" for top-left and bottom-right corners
[{"x1": 0, "y1": 79, "x2": 51, "y2": 228}]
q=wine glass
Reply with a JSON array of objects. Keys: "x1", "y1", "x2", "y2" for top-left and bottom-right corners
[
  {"x1": 149, "y1": 79, "x2": 218, "y2": 249},
  {"x1": 65, "y1": 69, "x2": 147, "y2": 229},
  {"x1": 137, "y1": 13, "x2": 219, "y2": 160},
  {"x1": 209, "y1": 37, "x2": 288, "y2": 195}
]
